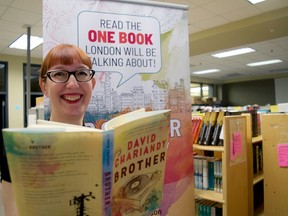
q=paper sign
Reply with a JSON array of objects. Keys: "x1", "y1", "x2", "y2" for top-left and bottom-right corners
[
  {"x1": 277, "y1": 144, "x2": 288, "y2": 167},
  {"x1": 230, "y1": 132, "x2": 242, "y2": 160},
  {"x1": 78, "y1": 11, "x2": 161, "y2": 87},
  {"x1": 270, "y1": 105, "x2": 279, "y2": 112}
]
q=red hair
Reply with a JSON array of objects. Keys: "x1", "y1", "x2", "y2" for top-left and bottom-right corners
[{"x1": 40, "y1": 44, "x2": 92, "y2": 81}]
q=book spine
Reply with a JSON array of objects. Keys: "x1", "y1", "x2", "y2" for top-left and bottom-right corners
[
  {"x1": 192, "y1": 117, "x2": 201, "y2": 143},
  {"x1": 219, "y1": 160, "x2": 223, "y2": 193},
  {"x1": 198, "y1": 112, "x2": 210, "y2": 144},
  {"x1": 191, "y1": 118, "x2": 197, "y2": 139},
  {"x1": 203, "y1": 112, "x2": 218, "y2": 145},
  {"x1": 217, "y1": 126, "x2": 224, "y2": 146},
  {"x1": 259, "y1": 144, "x2": 263, "y2": 171},
  {"x1": 199, "y1": 157, "x2": 203, "y2": 189},
  {"x1": 211, "y1": 124, "x2": 222, "y2": 146},
  {"x1": 203, "y1": 123, "x2": 213, "y2": 145},
  {"x1": 102, "y1": 130, "x2": 114, "y2": 216},
  {"x1": 253, "y1": 144, "x2": 257, "y2": 174},
  {"x1": 250, "y1": 109, "x2": 259, "y2": 137},
  {"x1": 197, "y1": 123, "x2": 207, "y2": 144},
  {"x1": 194, "y1": 156, "x2": 199, "y2": 189},
  {"x1": 214, "y1": 161, "x2": 218, "y2": 193},
  {"x1": 194, "y1": 119, "x2": 203, "y2": 144},
  {"x1": 208, "y1": 160, "x2": 215, "y2": 190},
  {"x1": 202, "y1": 158, "x2": 208, "y2": 190}
]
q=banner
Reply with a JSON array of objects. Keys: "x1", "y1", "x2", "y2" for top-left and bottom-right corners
[{"x1": 43, "y1": 0, "x2": 194, "y2": 215}]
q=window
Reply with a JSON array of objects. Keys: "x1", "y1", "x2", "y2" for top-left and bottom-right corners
[
  {"x1": 190, "y1": 83, "x2": 212, "y2": 98},
  {"x1": 190, "y1": 82, "x2": 214, "y2": 105}
]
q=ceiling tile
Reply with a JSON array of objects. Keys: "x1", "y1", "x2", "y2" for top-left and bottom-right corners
[
  {"x1": 222, "y1": 5, "x2": 261, "y2": 22},
  {"x1": 0, "y1": 0, "x2": 13, "y2": 7},
  {"x1": 2, "y1": 7, "x2": 41, "y2": 25},
  {"x1": 202, "y1": 0, "x2": 248, "y2": 14}
]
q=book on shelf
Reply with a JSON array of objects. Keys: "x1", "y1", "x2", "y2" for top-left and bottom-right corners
[
  {"x1": 211, "y1": 111, "x2": 225, "y2": 146},
  {"x1": 247, "y1": 108, "x2": 259, "y2": 137},
  {"x1": 195, "y1": 198, "x2": 222, "y2": 216},
  {"x1": 193, "y1": 110, "x2": 227, "y2": 146},
  {"x1": 192, "y1": 115, "x2": 203, "y2": 144},
  {"x1": 194, "y1": 155, "x2": 203, "y2": 190},
  {"x1": 214, "y1": 159, "x2": 223, "y2": 193},
  {"x1": 197, "y1": 112, "x2": 211, "y2": 144},
  {"x1": 253, "y1": 143, "x2": 263, "y2": 174},
  {"x1": 2, "y1": 109, "x2": 170, "y2": 216},
  {"x1": 208, "y1": 158, "x2": 216, "y2": 191},
  {"x1": 193, "y1": 155, "x2": 222, "y2": 193},
  {"x1": 202, "y1": 157, "x2": 209, "y2": 190},
  {"x1": 203, "y1": 111, "x2": 218, "y2": 145}
]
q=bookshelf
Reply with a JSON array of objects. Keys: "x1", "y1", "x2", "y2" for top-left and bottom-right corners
[
  {"x1": 252, "y1": 135, "x2": 264, "y2": 185},
  {"x1": 251, "y1": 135, "x2": 264, "y2": 213},
  {"x1": 262, "y1": 114, "x2": 288, "y2": 215},
  {"x1": 252, "y1": 135, "x2": 262, "y2": 144},
  {"x1": 193, "y1": 115, "x2": 253, "y2": 216}
]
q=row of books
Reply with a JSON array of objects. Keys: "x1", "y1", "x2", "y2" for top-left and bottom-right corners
[
  {"x1": 253, "y1": 143, "x2": 263, "y2": 174},
  {"x1": 194, "y1": 155, "x2": 223, "y2": 193},
  {"x1": 192, "y1": 108, "x2": 263, "y2": 146},
  {"x1": 192, "y1": 111, "x2": 225, "y2": 146},
  {"x1": 195, "y1": 198, "x2": 223, "y2": 216}
]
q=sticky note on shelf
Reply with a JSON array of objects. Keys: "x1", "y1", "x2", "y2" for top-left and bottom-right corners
[{"x1": 277, "y1": 144, "x2": 288, "y2": 167}]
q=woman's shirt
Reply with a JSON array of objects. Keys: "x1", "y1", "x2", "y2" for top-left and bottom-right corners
[{"x1": 1, "y1": 150, "x2": 11, "y2": 182}]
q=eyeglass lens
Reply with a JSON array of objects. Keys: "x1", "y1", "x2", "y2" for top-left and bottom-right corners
[{"x1": 47, "y1": 69, "x2": 94, "y2": 83}]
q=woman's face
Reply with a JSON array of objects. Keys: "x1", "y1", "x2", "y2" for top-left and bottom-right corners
[{"x1": 39, "y1": 60, "x2": 96, "y2": 124}]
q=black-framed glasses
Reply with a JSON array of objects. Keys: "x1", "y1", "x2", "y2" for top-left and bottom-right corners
[{"x1": 44, "y1": 69, "x2": 95, "y2": 83}]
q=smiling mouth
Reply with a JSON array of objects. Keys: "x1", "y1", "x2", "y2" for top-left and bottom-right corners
[{"x1": 62, "y1": 95, "x2": 81, "y2": 101}]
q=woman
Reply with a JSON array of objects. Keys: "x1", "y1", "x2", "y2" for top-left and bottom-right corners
[{"x1": 1, "y1": 44, "x2": 96, "y2": 215}]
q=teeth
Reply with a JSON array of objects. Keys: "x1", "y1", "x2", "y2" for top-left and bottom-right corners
[{"x1": 63, "y1": 95, "x2": 81, "y2": 101}]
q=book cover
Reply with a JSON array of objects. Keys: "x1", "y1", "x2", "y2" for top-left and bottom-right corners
[
  {"x1": 192, "y1": 115, "x2": 203, "y2": 144},
  {"x1": 208, "y1": 158, "x2": 216, "y2": 191},
  {"x1": 104, "y1": 109, "x2": 170, "y2": 215},
  {"x1": 203, "y1": 111, "x2": 218, "y2": 145},
  {"x1": 211, "y1": 111, "x2": 225, "y2": 146},
  {"x1": 2, "y1": 109, "x2": 170, "y2": 216},
  {"x1": 197, "y1": 112, "x2": 211, "y2": 145}
]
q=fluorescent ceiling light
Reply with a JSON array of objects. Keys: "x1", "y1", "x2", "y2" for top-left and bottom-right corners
[
  {"x1": 247, "y1": 59, "x2": 283, "y2": 67},
  {"x1": 248, "y1": 0, "x2": 266, "y2": 4},
  {"x1": 9, "y1": 34, "x2": 43, "y2": 50},
  {"x1": 192, "y1": 69, "x2": 220, "y2": 75},
  {"x1": 212, "y1": 47, "x2": 255, "y2": 58}
]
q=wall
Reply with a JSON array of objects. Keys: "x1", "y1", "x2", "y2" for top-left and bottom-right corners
[
  {"x1": 1, "y1": 54, "x2": 287, "y2": 127},
  {"x1": 221, "y1": 79, "x2": 276, "y2": 106},
  {"x1": 275, "y1": 77, "x2": 288, "y2": 103},
  {"x1": 0, "y1": 54, "x2": 42, "y2": 128}
]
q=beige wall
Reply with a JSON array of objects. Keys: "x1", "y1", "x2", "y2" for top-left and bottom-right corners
[{"x1": 0, "y1": 54, "x2": 42, "y2": 128}]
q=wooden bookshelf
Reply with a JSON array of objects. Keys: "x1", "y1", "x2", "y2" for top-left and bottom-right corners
[
  {"x1": 252, "y1": 135, "x2": 262, "y2": 144},
  {"x1": 194, "y1": 188, "x2": 224, "y2": 203},
  {"x1": 251, "y1": 135, "x2": 264, "y2": 185},
  {"x1": 262, "y1": 114, "x2": 288, "y2": 215},
  {"x1": 193, "y1": 115, "x2": 253, "y2": 216},
  {"x1": 193, "y1": 144, "x2": 224, "y2": 152},
  {"x1": 253, "y1": 171, "x2": 264, "y2": 185}
]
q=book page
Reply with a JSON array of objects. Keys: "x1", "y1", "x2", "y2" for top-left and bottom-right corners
[
  {"x1": 34, "y1": 120, "x2": 100, "y2": 132},
  {"x1": 3, "y1": 129, "x2": 109, "y2": 216}
]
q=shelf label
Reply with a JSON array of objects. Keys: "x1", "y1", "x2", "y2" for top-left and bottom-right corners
[
  {"x1": 277, "y1": 144, "x2": 288, "y2": 167},
  {"x1": 230, "y1": 132, "x2": 242, "y2": 161}
]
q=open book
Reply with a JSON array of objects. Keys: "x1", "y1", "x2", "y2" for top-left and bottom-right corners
[{"x1": 3, "y1": 109, "x2": 170, "y2": 216}]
